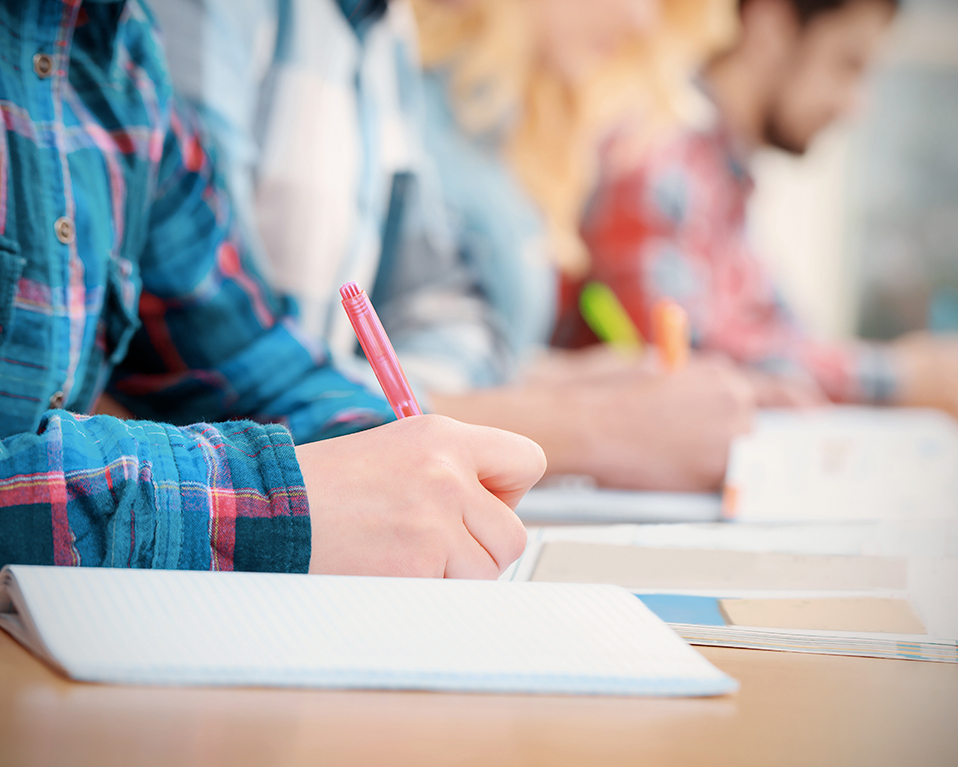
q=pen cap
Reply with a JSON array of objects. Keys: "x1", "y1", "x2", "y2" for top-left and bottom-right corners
[
  {"x1": 652, "y1": 299, "x2": 690, "y2": 372},
  {"x1": 340, "y1": 283, "x2": 423, "y2": 418}
]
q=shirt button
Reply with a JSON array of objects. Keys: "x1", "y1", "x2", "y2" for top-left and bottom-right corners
[
  {"x1": 33, "y1": 53, "x2": 54, "y2": 79},
  {"x1": 49, "y1": 391, "x2": 65, "y2": 409},
  {"x1": 54, "y1": 216, "x2": 75, "y2": 244}
]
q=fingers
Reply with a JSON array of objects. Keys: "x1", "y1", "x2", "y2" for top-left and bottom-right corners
[
  {"x1": 443, "y1": 529, "x2": 502, "y2": 580},
  {"x1": 300, "y1": 415, "x2": 539, "y2": 579},
  {"x1": 375, "y1": 416, "x2": 538, "y2": 578},
  {"x1": 435, "y1": 417, "x2": 536, "y2": 576},
  {"x1": 700, "y1": 363, "x2": 756, "y2": 434},
  {"x1": 453, "y1": 420, "x2": 548, "y2": 510},
  {"x1": 460, "y1": 491, "x2": 528, "y2": 575},
  {"x1": 446, "y1": 490, "x2": 527, "y2": 578}
]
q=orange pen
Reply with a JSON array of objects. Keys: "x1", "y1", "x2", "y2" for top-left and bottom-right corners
[{"x1": 651, "y1": 299, "x2": 690, "y2": 372}]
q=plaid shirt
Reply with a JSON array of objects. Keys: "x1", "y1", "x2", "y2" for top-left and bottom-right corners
[
  {"x1": 153, "y1": 0, "x2": 514, "y2": 397},
  {"x1": 0, "y1": 0, "x2": 393, "y2": 572},
  {"x1": 579, "y1": 119, "x2": 899, "y2": 403}
]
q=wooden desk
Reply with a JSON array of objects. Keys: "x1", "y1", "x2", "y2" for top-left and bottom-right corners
[{"x1": 1, "y1": 630, "x2": 955, "y2": 767}]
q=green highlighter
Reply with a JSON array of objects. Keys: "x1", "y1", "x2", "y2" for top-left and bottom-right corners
[{"x1": 579, "y1": 281, "x2": 644, "y2": 351}]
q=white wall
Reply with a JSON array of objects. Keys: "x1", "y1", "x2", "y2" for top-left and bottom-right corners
[{"x1": 748, "y1": 128, "x2": 858, "y2": 340}]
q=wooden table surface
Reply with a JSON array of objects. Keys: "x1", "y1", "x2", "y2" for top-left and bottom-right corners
[{"x1": 1, "y1": 630, "x2": 956, "y2": 767}]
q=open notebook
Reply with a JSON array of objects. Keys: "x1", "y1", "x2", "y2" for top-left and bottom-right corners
[
  {"x1": 0, "y1": 565, "x2": 737, "y2": 697},
  {"x1": 505, "y1": 523, "x2": 958, "y2": 663}
]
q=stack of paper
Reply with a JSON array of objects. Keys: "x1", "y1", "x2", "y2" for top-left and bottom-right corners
[
  {"x1": 504, "y1": 522, "x2": 958, "y2": 663},
  {"x1": 0, "y1": 565, "x2": 737, "y2": 697}
]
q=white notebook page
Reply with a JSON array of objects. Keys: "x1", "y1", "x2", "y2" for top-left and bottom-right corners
[{"x1": 0, "y1": 566, "x2": 737, "y2": 697}]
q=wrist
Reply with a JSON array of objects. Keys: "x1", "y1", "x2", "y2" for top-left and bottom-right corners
[{"x1": 295, "y1": 441, "x2": 330, "y2": 575}]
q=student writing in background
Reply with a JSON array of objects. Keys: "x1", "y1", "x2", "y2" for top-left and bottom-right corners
[
  {"x1": 574, "y1": 0, "x2": 958, "y2": 415},
  {"x1": 0, "y1": 0, "x2": 545, "y2": 578},
  {"x1": 156, "y1": 0, "x2": 755, "y2": 491}
]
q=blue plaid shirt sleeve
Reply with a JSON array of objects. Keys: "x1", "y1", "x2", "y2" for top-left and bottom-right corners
[
  {"x1": 1, "y1": 413, "x2": 310, "y2": 571},
  {"x1": 107, "y1": 97, "x2": 394, "y2": 442},
  {"x1": 0, "y1": 0, "x2": 393, "y2": 573}
]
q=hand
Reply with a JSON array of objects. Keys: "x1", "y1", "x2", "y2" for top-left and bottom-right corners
[
  {"x1": 569, "y1": 358, "x2": 757, "y2": 490},
  {"x1": 432, "y1": 357, "x2": 755, "y2": 492},
  {"x1": 296, "y1": 415, "x2": 546, "y2": 579},
  {"x1": 891, "y1": 333, "x2": 958, "y2": 417}
]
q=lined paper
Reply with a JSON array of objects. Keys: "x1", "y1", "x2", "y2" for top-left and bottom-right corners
[{"x1": 0, "y1": 566, "x2": 737, "y2": 697}]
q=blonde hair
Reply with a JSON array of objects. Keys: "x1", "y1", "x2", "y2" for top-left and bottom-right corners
[{"x1": 411, "y1": 0, "x2": 735, "y2": 275}]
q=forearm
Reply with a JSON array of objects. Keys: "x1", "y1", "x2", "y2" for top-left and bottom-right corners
[
  {"x1": 884, "y1": 334, "x2": 958, "y2": 416},
  {"x1": 432, "y1": 384, "x2": 685, "y2": 489},
  {"x1": 431, "y1": 358, "x2": 755, "y2": 492},
  {"x1": 111, "y1": 314, "x2": 394, "y2": 444},
  {"x1": 113, "y1": 91, "x2": 394, "y2": 442},
  {"x1": 428, "y1": 381, "x2": 691, "y2": 489},
  {"x1": 0, "y1": 412, "x2": 310, "y2": 572}
]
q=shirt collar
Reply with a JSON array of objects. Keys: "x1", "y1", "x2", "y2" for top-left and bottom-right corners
[{"x1": 72, "y1": 0, "x2": 127, "y2": 72}]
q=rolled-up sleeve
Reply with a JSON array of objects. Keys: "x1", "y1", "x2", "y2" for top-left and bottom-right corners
[{"x1": 0, "y1": 412, "x2": 310, "y2": 572}]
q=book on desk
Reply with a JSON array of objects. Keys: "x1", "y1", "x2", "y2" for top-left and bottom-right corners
[
  {"x1": 505, "y1": 521, "x2": 958, "y2": 663},
  {"x1": 0, "y1": 564, "x2": 737, "y2": 697}
]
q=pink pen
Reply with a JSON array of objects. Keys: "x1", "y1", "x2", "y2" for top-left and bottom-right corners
[{"x1": 340, "y1": 282, "x2": 423, "y2": 419}]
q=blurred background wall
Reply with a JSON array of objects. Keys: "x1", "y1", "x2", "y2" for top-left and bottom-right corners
[{"x1": 746, "y1": 0, "x2": 958, "y2": 342}]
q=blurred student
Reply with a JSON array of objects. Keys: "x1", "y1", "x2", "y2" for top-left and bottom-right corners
[
  {"x1": 413, "y1": 0, "x2": 729, "y2": 298},
  {"x1": 0, "y1": 0, "x2": 545, "y2": 578},
  {"x1": 157, "y1": 0, "x2": 754, "y2": 491},
  {"x1": 576, "y1": 0, "x2": 958, "y2": 415}
]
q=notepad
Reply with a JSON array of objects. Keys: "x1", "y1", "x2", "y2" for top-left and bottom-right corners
[{"x1": 0, "y1": 565, "x2": 737, "y2": 697}]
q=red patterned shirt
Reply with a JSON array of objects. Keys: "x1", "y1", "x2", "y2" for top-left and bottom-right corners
[{"x1": 577, "y1": 120, "x2": 898, "y2": 403}]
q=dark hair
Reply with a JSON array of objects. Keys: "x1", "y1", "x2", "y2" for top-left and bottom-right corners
[{"x1": 740, "y1": 0, "x2": 900, "y2": 25}]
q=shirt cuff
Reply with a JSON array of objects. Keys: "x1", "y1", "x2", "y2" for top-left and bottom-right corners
[
  {"x1": 853, "y1": 343, "x2": 901, "y2": 404},
  {"x1": 215, "y1": 421, "x2": 311, "y2": 574}
]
